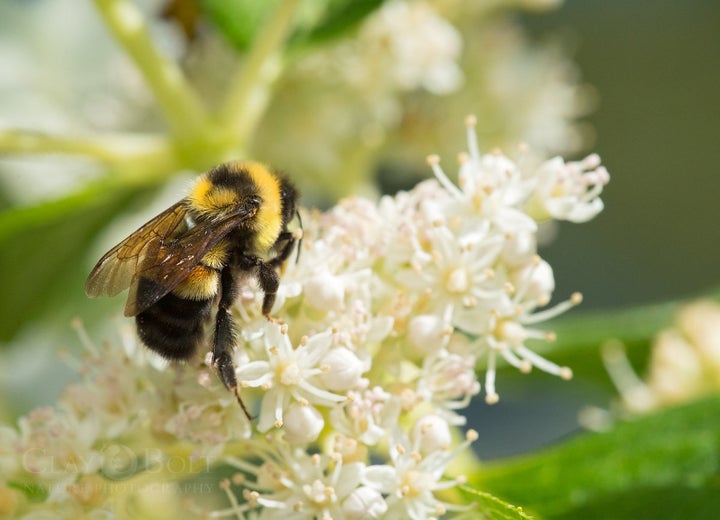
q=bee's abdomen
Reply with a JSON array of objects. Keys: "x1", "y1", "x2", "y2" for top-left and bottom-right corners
[{"x1": 136, "y1": 292, "x2": 213, "y2": 361}]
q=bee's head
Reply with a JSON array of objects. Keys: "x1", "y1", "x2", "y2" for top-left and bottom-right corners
[
  {"x1": 191, "y1": 161, "x2": 287, "y2": 217},
  {"x1": 188, "y1": 164, "x2": 248, "y2": 218},
  {"x1": 189, "y1": 161, "x2": 300, "y2": 252}
]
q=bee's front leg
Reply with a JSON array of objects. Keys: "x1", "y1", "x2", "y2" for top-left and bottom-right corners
[
  {"x1": 268, "y1": 231, "x2": 297, "y2": 268},
  {"x1": 238, "y1": 253, "x2": 281, "y2": 318},
  {"x1": 257, "y1": 260, "x2": 281, "y2": 317}
]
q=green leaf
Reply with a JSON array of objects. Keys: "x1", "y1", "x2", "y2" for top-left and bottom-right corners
[
  {"x1": 292, "y1": 0, "x2": 385, "y2": 48},
  {"x1": 200, "y1": 0, "x2": 385, "y2": 53},
  {"x1": 199, "y1": 0, "x2": 281, "y2": 51},
  {"x1": 0, "y1": 180, "x2": 155, "y2": 342},
  {"x1": 460, "y1": 485, "x2": 537, "y2": 519},
  {"x1": 549, "y1": 485, "x2": 720, "y2": 520},
  {"x1": 547, "y1": 300, "x2": 678, "y2": 355},
  {"x1": 474, "y1": 396, "x2": 720, "y2": 519},
  {"x1": 540, "y1": 289, "x2": 720, "y2": 361},
  {"x1": 519, "y1": 297, "x2": 720, "y2": 387},
  {"x1": 7, "y1": 480, "x2": 49, "y2": 503}
]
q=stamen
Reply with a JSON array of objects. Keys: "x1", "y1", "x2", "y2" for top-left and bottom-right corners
[
  {"x1": 601, "y1": 340, "x2": 655, "y2": 410},
  {"x1": 71, "y1": 318, "x2": 98, "y2": 356},
  {"x1": 485, "y1": 352, "x2": 499, "y2": 404},
  {"x1": 427, "y1": 155, "x2": 464, "y2": 198},
  {"x1": 297, "y1": 380, "x2": 347, "y2": 403},
  {"x1": 581, "y1": 153, "x2": 601, "y2": 170},
  {"x1": 498, "y1": 346, "x2": 526, "y2": 371},
  {"x1": 522, "y1": 292, "x2": 582, "y2": 324},
  {"x1": 464, "y1": 114, "x2": 481, "y2": 160},
  {"x1": 515, "y1": 345, "x2": 570, "y2": 378}
]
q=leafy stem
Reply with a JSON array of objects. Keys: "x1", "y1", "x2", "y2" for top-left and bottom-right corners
[
  {"x1": 91, "y1": 0, "x2": 209, "y2": 149},
  {"x1": 0, "y1": 129, "x2": 177, "y2": 174},
  {"x1": 218, "y1": 0, "x2": 303, "y2": 151}
]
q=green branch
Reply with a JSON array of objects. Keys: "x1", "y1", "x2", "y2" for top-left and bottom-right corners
[
  {"x1": 92, "y1": 0, "x2": 208, "y2": 148},
  {"x1": 0, "y1": 129, "x2": 177, "y2": 173},
  {"x1": 218, "y1": 0, "x2": 302, "y2": 151}
]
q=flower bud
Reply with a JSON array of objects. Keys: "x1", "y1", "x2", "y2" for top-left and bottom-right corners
[
  {"x1": 343, "y1": 486, "x2": 388, "y2": 520},
  {"x1": 305, "y1": 271, "x2": 345, "y2": 311},
  {"x1": 412, "y1": 414, "x2": 451, "y2": 454},
  {"x1": 283, "y1": 404, "x2": 324, "y2": 444},
  {"x1": 320, "y1": 347, "x2": 365, "y2": 391},
  {"x1": 408, "y1": 315, "x2": 445, "y2": 354}
]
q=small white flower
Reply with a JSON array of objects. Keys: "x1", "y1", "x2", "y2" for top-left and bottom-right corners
[
  {"x1": 342, "y1": 486, "x2": 388, "y2": 520},
  {"x1": 319, "y1": 197, "x2": 389, "y2": 266},
  {"x1": 225, "y1": 441, "x2": 367, "y2": 520},
  {"x1": 393, "y1": 222, "x2": 503, "y2": 333},
  {"x1": 429, "y1": 115, "x2": 608, "y2": 227},
  {"x1": 304, "y1": 269, "x2": 347, "y2": 312},
  {"x1": 235, "y1": 324, "x2": 347, "y2": 432},
  {"x1": 17, "y1": 407, "x2": 103, "y2": 501},
  {"x1": 411, "y1": 415, "x2": 452, "y2": 455},
  {"x1": 282, "y1": 403, "x2": 325, "y2": 444},
  {"x1": 363, "y1": 429, "x2": 477, "y2": 520},
  {"x1": 417, "y1": 350, "x2": 480, "y2": 424},
  {"x1": 407, "y1": 314, "x2": 451, "y2": 355},
  {"x1": 163, "y1": 370, "x2": 252, "y2": 457},
  {"x1": 428, "y1": 147, "x2": 537, "y2": 241},
  {"x1": 527, "y1": 153, "x2": 610, "y2": 223},
  {"x1": 61, "y1": 320, "x2": 161, "y2": 440},
  {"x1": 476, "y1": 285, "x2": 581, "y2": 404},
  {"x1": 500, "y1": 228, "x2": 537, "y2": 267},
  {"x1": 330, "y1": 388, "x2": 400, "y2": 446},
  {"x1": 319, "y1": 346, "x2": 367, "y2": 392}
]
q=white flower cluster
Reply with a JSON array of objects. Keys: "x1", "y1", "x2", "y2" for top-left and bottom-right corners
[
  {"x1": 0, "y1": 118, "x2": 608, "y2": 519},
  {"x1": 351, "y1": 0, "x2": 464, "y2": 97},
  {"x1": 214, "y1": 116, "x2": 607, "y2": 518}
]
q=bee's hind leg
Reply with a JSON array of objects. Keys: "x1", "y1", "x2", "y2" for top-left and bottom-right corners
[{"x1": 213, "y1": 266, "x2": 253, "y2": 421}]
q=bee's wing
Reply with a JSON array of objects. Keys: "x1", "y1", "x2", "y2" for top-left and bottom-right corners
[
  {"x1": 124, "y1": 203, "x2": 259, "y2": 316},
  {"x1": 86, "y1": 200, "x2": 258, "y2": 317},
  {"x1": 85, "y1": 201, "x2": 189, "y2": 300}
]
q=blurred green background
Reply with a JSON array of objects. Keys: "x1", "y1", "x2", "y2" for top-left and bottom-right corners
[{"x1": 530, "y1": 0, "x2": 720, "y2": 310}]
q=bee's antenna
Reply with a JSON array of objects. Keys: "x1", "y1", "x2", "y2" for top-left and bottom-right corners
[{"x1": 294, "y1": 210, "x2": 303, "y2": 264}]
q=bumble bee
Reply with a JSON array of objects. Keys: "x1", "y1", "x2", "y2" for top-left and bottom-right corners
[{"x1": 85, "y1": 161, "x2": 300, "y2": 419}]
